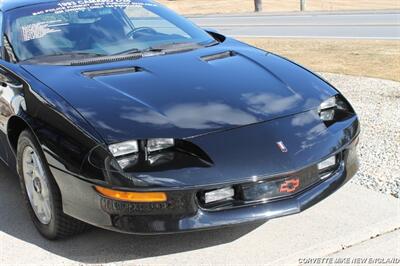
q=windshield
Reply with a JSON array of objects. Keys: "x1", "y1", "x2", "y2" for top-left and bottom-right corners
[{"x1": 5, "y1": 0, "x2": 215, "y2": 62}]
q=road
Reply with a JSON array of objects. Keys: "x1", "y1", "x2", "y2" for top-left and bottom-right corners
[{"x1": 189, "y1": 11, "x2": 400, "y2": 39}]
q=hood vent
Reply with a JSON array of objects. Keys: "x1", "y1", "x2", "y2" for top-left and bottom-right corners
[
  {"x1": 82, "y1": 67, "x2": 142, "y2": 78},
  {"x1": 201, "y1": 51, "x2": 236, "y2": 62}
]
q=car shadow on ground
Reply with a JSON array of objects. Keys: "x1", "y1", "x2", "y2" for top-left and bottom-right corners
[{"x1": 0, "y1": 162, "x2": 264, "y2": 263}]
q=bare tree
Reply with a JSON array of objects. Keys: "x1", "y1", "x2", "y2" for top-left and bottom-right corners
[{"x1": 254, "y1": 0, "x2": 262, "y2": 12}]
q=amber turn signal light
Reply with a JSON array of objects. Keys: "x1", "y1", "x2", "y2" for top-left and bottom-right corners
[{"x1": 95, "y1": 186, "x2": 167, "y2": 202}]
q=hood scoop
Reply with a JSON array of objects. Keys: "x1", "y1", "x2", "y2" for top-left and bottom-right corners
[
  {"x1": 201, "y1": 51, "x2": 236, "y2": 62},
  {"x1": 82, "y1": 66, "x2": 142, "y2": 78}
]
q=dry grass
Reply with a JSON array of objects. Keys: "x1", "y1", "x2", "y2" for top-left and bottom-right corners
[
  {"x1": 239, "y1": 38, "x2": 400, "y2": 81},
  {"x1": 158, "y1": 0, "x2": 400, "y2": 15}
]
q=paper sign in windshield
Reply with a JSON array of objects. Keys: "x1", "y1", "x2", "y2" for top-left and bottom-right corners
[{"x1": 21, "y1": 21, "x2": 64, "y2": 41}]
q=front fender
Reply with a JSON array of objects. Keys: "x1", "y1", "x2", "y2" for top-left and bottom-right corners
[{"x1": 1, "y1": 61, "x2": 104, "y2": 178}]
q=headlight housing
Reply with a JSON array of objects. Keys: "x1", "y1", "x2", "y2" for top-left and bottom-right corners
[
  {"x1": 109, "y1": 138, "x2": 175, "y2": 169},
  {"x1": 105, "y1": 139, "x2": 212, "y2": 171},
  {"x1": 108, "y1": 139, "x2": 175, "y2": 158},
  {"x1": 318, "y1": 95, "x2": 354, "y2": 124},
  {"x1": 85, "y1": 139, "x2": 212, "y2": 186}
]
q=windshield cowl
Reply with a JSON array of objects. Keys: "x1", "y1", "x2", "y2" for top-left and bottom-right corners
[{"x1": 19, "y1": 40, "x2": 219, "y2": 66}]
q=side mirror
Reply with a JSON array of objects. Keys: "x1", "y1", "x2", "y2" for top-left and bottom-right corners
[{"x1": 203, "y1": 28, "x2": 225, "y2": 43}]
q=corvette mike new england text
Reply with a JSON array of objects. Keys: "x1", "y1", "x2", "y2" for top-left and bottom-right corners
[{"x1": 299, "y1": 257, "x2": 400, "y2": 264}]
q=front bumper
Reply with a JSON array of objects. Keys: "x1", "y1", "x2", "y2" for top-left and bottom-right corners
[{"x1": 50, "y1": 137, "x2": 359, "y2": 234}]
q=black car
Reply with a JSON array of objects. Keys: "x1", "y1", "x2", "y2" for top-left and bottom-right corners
[{"x1": 0, "y1": 0, "x2": 360, "y2": 240}]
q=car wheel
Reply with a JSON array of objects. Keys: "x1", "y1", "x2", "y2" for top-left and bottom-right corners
[{"x1": 17, "y1": 130, "x2": 88, "y2": 240}]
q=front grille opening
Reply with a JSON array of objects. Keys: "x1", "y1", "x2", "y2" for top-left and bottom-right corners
[{"x1": 198, "y1": 154, "x2": 343, "y2": 211}]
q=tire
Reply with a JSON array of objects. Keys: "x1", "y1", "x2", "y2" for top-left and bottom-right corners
[{"x1": 17, "y1": 130, "x2": 88, "y2": 240}]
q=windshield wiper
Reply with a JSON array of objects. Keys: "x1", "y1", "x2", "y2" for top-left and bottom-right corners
[
  {"x1": 48, "y1": 52, "x2": 106, "y2": 57},
  {"x1": 21, "y1": 52, "x2": 107, "y2": 63},
  {"x1": 114, "y1": 48, "x2": 140, "y2": 56},
  {"x1": 204, "y1": 40, "x2": 220, "y2": 47},
  {"x1": 117, "y1": 42, "x2": 204, "y2": 56},
  {"x1": 146, "y1": 42, "x2": 203, "y2": 52},
  {"x1": 116, "y1": 46, "x2": 165, "y2": 56}
]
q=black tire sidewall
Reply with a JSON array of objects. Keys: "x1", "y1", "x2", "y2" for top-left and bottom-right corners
[{"x1": 17, "y1": 130, "x2": 60, "y2": 239}]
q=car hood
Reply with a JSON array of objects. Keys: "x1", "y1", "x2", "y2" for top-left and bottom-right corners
[{"x1": 22, "y1": 38, "x2": 337, "y2": 143}]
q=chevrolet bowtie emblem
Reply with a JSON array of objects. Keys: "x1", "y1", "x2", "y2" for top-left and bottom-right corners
[
  {"x1": 280, "y1": 178, "x2": 300, "y2": 193},
  {"x1": 276, "y1": 141, "x2": 288, "y2": 153}
]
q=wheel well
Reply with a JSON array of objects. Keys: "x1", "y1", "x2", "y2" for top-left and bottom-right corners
[{"x1": 7, "y1": 116, "x2": 30, "y2": 153}]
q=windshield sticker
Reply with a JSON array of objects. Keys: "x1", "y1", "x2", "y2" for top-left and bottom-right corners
[
  {"x1": 32, "y1": 0, "x2": 157, "y2": 16},
  {"x1": 21, "y1": 21, "x2": 66, "y2": 41}
]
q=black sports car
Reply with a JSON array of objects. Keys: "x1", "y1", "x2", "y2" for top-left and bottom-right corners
[{"x1": 0, "y1": 0, "x2": 360, "y2": 240}]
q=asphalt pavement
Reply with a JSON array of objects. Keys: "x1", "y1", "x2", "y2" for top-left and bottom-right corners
[{"x1": 189, "y1": 11, "x2": 400, "y2": 39}]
